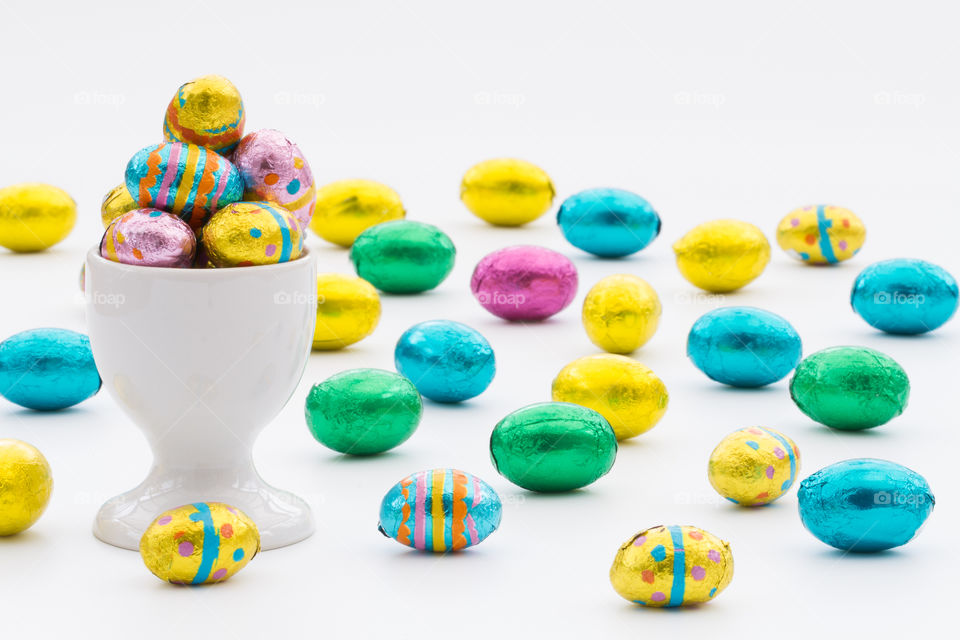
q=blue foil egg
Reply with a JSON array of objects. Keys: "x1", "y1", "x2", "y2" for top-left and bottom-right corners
[
  {"x1": 395, "y1": 320, "x2": 495, "y2": 403},
  {"x1": 798, "y1": 459, "x2": 934, "y2": 552},
  {"x1": 556, "y1": 188, "x2": 661, "y2": 258},
  {"x1": 687, "y1": 307, "x2": 802, "y2": 387},
  {"x1": 851, "y1": 258, "x2": 958, "y2": 334},
  {"x1": 0, "y1": 328, "x2": 101, "y2": 410}
]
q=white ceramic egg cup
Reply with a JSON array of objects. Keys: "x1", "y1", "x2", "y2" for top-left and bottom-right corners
[{"x1": 85, "y1": 247, "x2": 317, "y2": 550}]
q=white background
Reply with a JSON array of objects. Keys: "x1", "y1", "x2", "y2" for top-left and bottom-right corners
[{"x1": 1, "y1": 1, "x2": 958, "y2": 638}]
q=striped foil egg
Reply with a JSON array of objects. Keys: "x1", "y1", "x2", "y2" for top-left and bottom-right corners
[
  {"x1": 378, "y1": 469, "x2": 502, "y2": 552},
  {"x1": 201, "y1": 201, "x2": 303, "y2": 268},
  {"x1": 708, "y1": 427, "x2": 801, "y2": 506}
]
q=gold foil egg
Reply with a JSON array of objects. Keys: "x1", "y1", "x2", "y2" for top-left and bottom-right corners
[
  {"x1": 673, "y1": 219, "x2": 770, "y2": 292},
  {"x1": 776, "y1": 205, "x2": 866, "y2": 264},
  {"x1": 201, "y1": 201, "x2": 304, "y2": 267},
  {"x1": 314, "y1": 274, "x2": 382, "y2": 350},
  {"x1": 460, "y1": 158, "x2": 555, "y2": 226},
  {"x1": 582, "y1": 274, "x2": 661, "y2": 353},
  {"x1": 163, "y1": 75, "x2": 245, "y2": 155},
  {"x1": 0, "y1": 183, "x2": 76, "y2": 252},
  {"x1": 0, "y1": 439, "x2": 53, "y2": 536},
  {"x1": 708, "y1": 427, "x2": 800, "y2": 506},
  {"x1": 100, "y1": 183, "x2": 138, "y2": 229},
  {"x1": 139, "y1": 502, "x2": 260, "y2": 585},
  {"x1": 552, "y1": 354, "x2": 668, "y2": 440},
  {"x1": 309, "y1": 179, "x2": 405, "y2": 247},
  {"x1": 610, "y1": 525, "x2": 734, "y2": 607}
]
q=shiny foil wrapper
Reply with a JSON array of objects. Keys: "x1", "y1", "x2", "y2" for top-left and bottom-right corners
[
  {"x1": 378, "y1": 469, "x2": 502, "y2": 552},
  {"x1": 202, "y1": 201, "x2": 304, "y2": 268},
  {"x1": 708, "y1": 427, "x2": 800, "y2": 506},
  {"x1": 163, "y1": 74, "x2": 245, "y2": 155},
  {"x1": 610, "y1": 525, "x2": 734, "y2": 607},
  {"x1": 789, "y1": 346, "x2": 909, "y2": 430},
  {"x1": 305, "y1": 368, "x2": 422, "y2": 455},
  {"x1": 552, "y1": 354, "x2": 668, "y2": 440},
  {"x1": 471, "y1": 245, "x2": 578, "y2": 321},
  {"x1": 851, "y1": 258, "x2": 959, "y2": 334},
  {"x1": 460, "y1": 158, "x2": 555, "y2": 226},
  {"x1": 776, "y1": 205, "x2": 865, "y2": 264},
  {"x1": 490, "y1": 402, "x2": 617, "y2": 492},
  {"x1": 0, "y1": 439, "x2": 53, "y2": 536},
  {"x1": 100, "y1": 183, "x2": 138, "y2": 229},
  {"x1": 309, "y1": 179, "x2": 405, "y2": 247},
  {"x1": 350, "y1": 220, "x2": 455, "y2": 293},
  {"x1": 313, "y1": 274, "x2": 381, "y2": 350},
  {"x1": 0, "y1": 182, "x2": 76, "y2": 252},
  {"x1": 233, "y1": 129, "x2": 316, "y2": 228},
  {"x1": 140, "y1": 502, "x2": 260, "y2": 584},
  {"x1": 0, "y1": 328, "x2": 101, "y2": 411},
  {"x1": 673, "y1": 219, "x2": 770, "y2": 292},
  {"x1": 557, "y1": 188, "x2": 661, "y2": 257},
  {"x1": 100, "y1": 208, "x2": 196, "y2": 268},
  {"x1": 394, "y1": 320, "x2": 495, "y2": 403},
  {"x1": 798, "y1": 459, "x2": 934, "y2": 552},
  {"x1": 582, "y1": 274, "x2": 661, "y2": 353}
]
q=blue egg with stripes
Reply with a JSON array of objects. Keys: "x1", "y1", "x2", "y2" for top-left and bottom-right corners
[
  {"x1": 851, "y1": 258, "x2": 959, "y2": 334},
  {"x1": 556, "y1": 188, "x2": 661, "y2": 258},
  {"x1": 0, "y1": 328, "x2": 101, "y2": 410},
  {"x1": 378, "y1": 469, "x2": 502, "y2": 552},
  {"x1": 394, "y1": 320, "x2": 495, "y2": 403},
  {"x1": 687, "y1": 306, "x2": 802, "y2": 387}
]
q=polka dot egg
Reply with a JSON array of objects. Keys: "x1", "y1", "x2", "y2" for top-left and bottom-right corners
[
  {"x1": 139, "y1": 502, "x2": 260, "y2": 585},
  {"x1": 708, "y1": 427, "x2": 801, "y2": 506},
  {"x1": 610, "y1": 525, "x2": 733, "y2": 607},
  {"x1": 201, "y1": 201, "x2": 304, "y2": 267},
  {"x1": 232, "y1": 129, "x2": 316, "y2": 229},
  {"x1": 776, "y1": 205, "x2": 866, "y2": 264}
]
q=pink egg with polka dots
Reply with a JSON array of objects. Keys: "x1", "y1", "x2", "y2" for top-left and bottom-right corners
[{"x1": 233, "y1": 129, "x2": 316, "y2": 229}]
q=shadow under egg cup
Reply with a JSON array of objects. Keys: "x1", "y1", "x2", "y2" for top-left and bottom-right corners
[{"x1": 84, "y1": 247, "x2": 317, "y2": 550}]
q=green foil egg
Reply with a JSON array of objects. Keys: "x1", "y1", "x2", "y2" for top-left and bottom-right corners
[
  {"x1": 789, "y1": 346, "x2": 909, "y2": 430},
  {"x1": 350, "y1": 220, "x2": 456, "y2": 293},
  {"x1": 305, "y1": 368, "x2": 423, "y2": 455},
  {"x1": 490, "y1": 402, "x2": 617, "y2": 492}
]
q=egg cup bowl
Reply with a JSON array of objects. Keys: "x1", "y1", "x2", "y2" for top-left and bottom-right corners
[{"x1": 85, "y1": 247, "x2": 317, "y2": 551}]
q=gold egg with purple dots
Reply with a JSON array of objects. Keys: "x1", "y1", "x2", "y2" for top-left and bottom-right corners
[
  {"x1": 708, "y1": 426, "x2": 800, "y2": 506},
  {"x1": 776, "y1": 205, "x2": 865, "y2": 264},
  {"x1": 201, "y1": 201, "x2": 304, "y2": 268}
]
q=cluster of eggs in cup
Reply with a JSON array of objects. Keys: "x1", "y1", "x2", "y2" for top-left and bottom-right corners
[{"x1": 0, "y1": 75, "x2": 956, "y2": 602}]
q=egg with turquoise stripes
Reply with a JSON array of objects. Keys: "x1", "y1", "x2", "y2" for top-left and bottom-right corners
[
  {"x1": 378, "y1": 469, "x2": 502, "y2": 552},
  {"x1": 610, "y1": 525, "x2": 734, "y2": 607},
  {"x1": 708, "y1": 427, "x2": 800, "y2": 506},
  {"x1": 776, "y1": 205, "x2": 866, "y2": 264},
  {"x1": 201, "y1": 201, "x2": 304, "y2": 268}
]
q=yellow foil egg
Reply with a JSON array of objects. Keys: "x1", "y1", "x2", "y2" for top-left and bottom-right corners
[
  {"x1": 0, "y1": 439, "x2": 53, "y2": 536},
  {"x1": 673, "y1": 219, "x2": 770, "y2": 292},
  {"x1": 610, "y1": 525, "x2": 734, "y2": 607},
  {"x1": 776, "y1": 205, "x2": 866, "y2": 264},
  {"x1": 0, "y1": 183, "x2": 76, "y2": 252},
  {"x1": 314, "y1": 273, "x2": 382, "y2": 350},
  {"x1": 140, "y1": 502, "x2": 260, "y2": 585},
  {"x1": 708, "y1": 426, "x2": 800, "y2": 506},
  {"x1": 460, "y1": 158, "x2": 555, "y2": 226},
  {"x1": 201, "y1": 201, "x2": 304, "y2": 268},
  {"x1": 100, "y1": 183, "x2": 138, "y2": 229},
  {"x1": 552, "y1": 354, "x2": 668, "y2": 440},
  {"x1": 163, "y1": 75, "x2": 245, "y2": 155},
  {"x1": 309, "y1": 179, "x2": 405, "y2": 247},
  {"x1": 582, "y1": 274, "x2": 661, "y2": 353}
]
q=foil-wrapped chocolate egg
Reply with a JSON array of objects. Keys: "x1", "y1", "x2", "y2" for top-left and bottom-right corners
[
  {"x1": 350, "y1": 220, "x2": 456, "y2": 293},
  {"x1": 490, "y1": 402, "x2": 617, "y2": 492},
  {"x1": 460, "y1": 158, "x2": 555, "y2": 226},
  {"x1": 687, "y1": 306, "x2": 802, "y2": 387},
  {"x1": 201, "y1": 201, "x2": 304, "y2": 268},
  {"x1": 140, "y1": 502, "x2": 260, "y2": 584},
  {"x1": 471, "y1": 245, "x2": 577, "y2": 321},
  {"x1": 309, "y1": 179, "x2": 405, "y2": 247},
  {"x1": 790, "y1": 346, "x2": 909, "y2": 430},
  {"x1": 0, "y1": 439, "x2": 53, "y2": 536},
  {"x1": 0, "y1": 328, "x2": 100, "y2": 411},
  {"x1": 0, "y1": 183, "x2": 76, "y2": 252},
  {"x1": 777, "y1": 205, "x2": 865, "y2": 264},
  {"x1": 851, "y1": 258, "x2": 958, "y2": 334},
  {"x1": 673, "y1": 219, "x2": 770, "y2": 292},
  {"x1": 233, "y1": 129, "x2": 316, "y2": 229},
  {"x1": 313, "y1": 274, "x2": 381, "y2": 350},
  {"x1": 394, "y1": 320, "x2": 495, "y2": 403},
  {"x1": 125, "y1": 142, "x2": 243, "y2": 232},
  {"x1": 100, "y1": 183, "x2": 138, "y2": 229},
  {"x1": 552, "y1": 354, "x2": 668, "y2": 440},
  {"x1": 557, "y1": 188, "x2": 661, "y2": 257},
  {"x1": 378, "y1": 469, "x2": 502, "y2": 552},
  {"x1": 100, "y1": 209, "x2": 196, "y2": 268},
  {"x1": 582, "y1": 274, "x2": 661, "y2": 353},
  {"x1": 610, "y1": 525, "x2": 734, "y2": 607},
  {"x1": 798, "y1": 459, "x2": 933, "y2": 552},
  {"x1": 163, "y1": 74, "x2": 245, "y2": 155},
  {"x1": 708, "y1": 427, "x2": 800, "y2": 506}
]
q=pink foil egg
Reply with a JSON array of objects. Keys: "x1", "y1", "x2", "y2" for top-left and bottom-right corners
[
  {"x1": 100, "y1": 208, "x2": 196, "y2": 268},
  {"x1": 471, "y1": 245, "x2": 578, "y2": 321},
  {"x1": 232, "y1": 129, "x2": 316, "y2": 229}
]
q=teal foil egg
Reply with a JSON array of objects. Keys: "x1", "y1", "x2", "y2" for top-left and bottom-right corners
[
  {"x1": 851, "y1": 258, "x2": 959, "y2": 335},
  {"x1": 0, "y1": 328, "x2": 101, "y2": 410},
  {"x1": 394, "y1": 320, "x2": 495, "y2": 403},
  {"x1": 556, "y1": 188, "x2": 661, "y2": 258}
]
